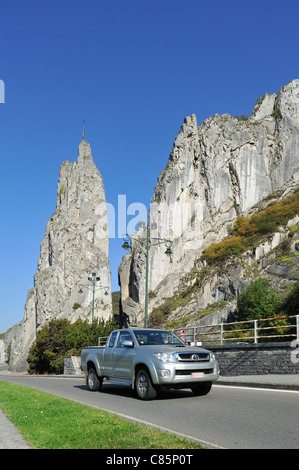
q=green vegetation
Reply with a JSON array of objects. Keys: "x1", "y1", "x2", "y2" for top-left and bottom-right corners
[
  {"x1": 150, "y1": 293, "x2": 192, "y2": 328},
  {"x1": 271, "y1": 106, "x2": 283, "y2": 121},
  {"x1": 166, "y1": 302, "x2": 228, "y2": 329},
  {"x1": 280, "y1": 282, "x2": 299, "y2": 316},
  {"x1": 201, "y1": 236, "x2": 245, "y2": 264},
  {"x1": 255, "y1": 93, "x2": 267, "y2": 107},
  {"x1": 202, "y1": 189, "x2": 299, "y2": 265},
  {"x1": 112, "y1": 290, "x2": 120, "y2": 316},
  {"x1": 149, "y1": 269, "x2": 210, "y2": 327},
  {"x1": 27, "y1": 317, "x2": 117, "y2": 374},
  {"x1": 72, "y1": 303, "x2": 82, "y2": 310},
  {"x1": 0, "y1": 382, "x2": 203, "y2": 449},
  {"x1": 235, "y1": 278, "x2": 280, "y2": 322},
  {"x1": 235, "y1": 113, "x2": 249, "y2": 121},
  {"x1": 225, "y1": 278, "x2": 298, "y2": 342}
]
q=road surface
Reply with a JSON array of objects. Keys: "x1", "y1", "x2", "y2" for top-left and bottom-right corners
[{"x1": 0, "y1": 373, "x2": 298, "y2": 449}]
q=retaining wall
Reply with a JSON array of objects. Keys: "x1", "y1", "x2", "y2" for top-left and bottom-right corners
[
  {"x1": 208, "y1": 341, "x2": 299, "y2": 376},
  {"x1": 63, "y1": 356, "x2": 83, "y2": 375}
]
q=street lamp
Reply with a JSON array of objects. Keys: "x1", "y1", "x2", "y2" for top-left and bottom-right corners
[
  {"x1": 122, "y1": 226, "x2": 172, "y2": 328},
  {"x1": 79, "y1": 272, "x2": 109, "y2": 323}
]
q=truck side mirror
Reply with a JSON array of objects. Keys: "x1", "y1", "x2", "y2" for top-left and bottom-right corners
[{"x1": 121, "y1": 340, "x2": 134, "y2": 348}]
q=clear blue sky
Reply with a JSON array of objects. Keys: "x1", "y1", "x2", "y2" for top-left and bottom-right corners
[{"x1": 0, "y1": 0, "x2": 298, "y2": 333}]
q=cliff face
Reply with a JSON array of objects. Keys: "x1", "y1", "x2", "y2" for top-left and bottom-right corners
[
  {"x1": 8, "y1": 140, "x2": 112, "y2": 372},
  {"x1": 119, "y1": 80, "x2": 299, "y2": 327}
]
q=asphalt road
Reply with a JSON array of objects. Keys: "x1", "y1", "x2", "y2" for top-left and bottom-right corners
[{"x1": 0, "y1": 374, "x2": 298, "y2": 449}]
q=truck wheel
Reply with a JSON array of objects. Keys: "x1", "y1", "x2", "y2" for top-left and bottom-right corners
[
  {"x1": 191, "y1": 381, "x2": 212, "y2": 396},
  {"x1": 135, "y1": 369, "x2": 157, "y2": 400},
  {"x1": 87, "y1": 367, "x2": 102, "y2": 391}
]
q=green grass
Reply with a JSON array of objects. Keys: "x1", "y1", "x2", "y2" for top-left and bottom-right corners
[{"x1": 0, "y1": 382, "x2": 203, "y2": 449}]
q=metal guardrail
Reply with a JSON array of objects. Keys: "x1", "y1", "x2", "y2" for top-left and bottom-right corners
[
  {"x1": 98, "y1": 337, "x2": 109, "y2": 346},
  {"x1": 98, "y1": 314, "x2": 299, "y2": 346},
  {"x1": 173, "y1": 314, "x2": 299, "y2": 345}
]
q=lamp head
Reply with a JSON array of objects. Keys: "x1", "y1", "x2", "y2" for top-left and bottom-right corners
[
  {"x1": 165, "y1": 245, "x2": 172, "y2": 256},
  {"x1": 122, "y1": 240, "x2": 131, "y2": 251}
]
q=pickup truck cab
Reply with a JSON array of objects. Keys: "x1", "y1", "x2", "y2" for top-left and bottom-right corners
[{"x1": 81, "y1": 328, "x2": 219, "y2": 400}]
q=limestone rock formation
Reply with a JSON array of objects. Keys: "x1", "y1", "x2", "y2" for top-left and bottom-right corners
[
  {"x1": 119, "y1": 80, "x2": 299, "y2": 327},
  {"x1": 7, "y1": 139, "x2": 112, "y2": 372}
]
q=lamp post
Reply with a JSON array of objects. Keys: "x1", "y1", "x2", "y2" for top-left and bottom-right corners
[
  {"x1": 79, "y1": 273, "x2": 109, "y2": 323},
  {"x1": 122, "y1": 226, "x2": 172, "y2": 328}
]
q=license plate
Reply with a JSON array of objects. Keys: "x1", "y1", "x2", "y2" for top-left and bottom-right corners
[{"x1": 191, "y1": 372, "x2": 205, "y2": 379}]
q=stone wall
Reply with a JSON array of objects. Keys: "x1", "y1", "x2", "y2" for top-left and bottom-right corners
[
  {"x1": 63, "y1": 356, "x2": 83, "y2": 376},
  {"x1": 208, "y1": 342, "x2": 299, "y2": 376}
]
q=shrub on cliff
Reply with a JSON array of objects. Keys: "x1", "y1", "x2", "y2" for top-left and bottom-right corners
[
  {"x1": 202, "y1": 189, "x2": 299, "y2": 265},
  {"x1": 202, "y1": 236, "x2": 246, "y2": 264}
]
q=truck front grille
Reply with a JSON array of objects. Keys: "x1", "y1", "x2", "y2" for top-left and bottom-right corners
[{"x1": 177, "y1": 352, "x2": 210, "y2": 362}]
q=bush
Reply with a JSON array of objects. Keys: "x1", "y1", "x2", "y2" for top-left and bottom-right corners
[
  {"x1": 72, "y1": 303, "x2": 82, "y2": 310},
  {"x1": 224, "y1": 279, "x2": 285, "y2": 342},
  {"x1": 225, "y1": 279, "x2": 298, "y2": 342},
  {"x1": 202, "y1": 236, "x2": 245, "y2": 264},
  {"x1": 271, "y1": 107, "x2": 282, "y2": 120},
  {"x1": 280, "y1": 282, "x2": 299, "y2": 316},
  {"x1": 27, "y1": 317, "x2": 117, "y2": 374},
  {"x1": 65, "y1": 317, "x2": 117, "y2": 355},
  {"x1": 27, "y1": 319, "x2": 70, "y2": 374},
  {"x1": 235, "y1": 279, "x2": 280, "y2": 322}
]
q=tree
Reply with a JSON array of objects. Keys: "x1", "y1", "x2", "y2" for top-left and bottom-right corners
[
  {"x1": 280, "y1": 282, "x2": 299, "y2": 316},
  {"x1": 236, "y1": 278, "x2": 280, "y2": 322},
  {"x1": 27, "y1": 317, "x2": 118, "y2": 374},
  {"x1": 65, "y1": 317, "x2": 118, "y2": 355},
  {"x1": 27, "y1": 319, "x2": 70, "y2": 374}
]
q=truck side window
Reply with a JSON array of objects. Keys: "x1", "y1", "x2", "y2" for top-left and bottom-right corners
[
  {"x1": 116, "y1": 332, "x2": 133, "y2": 348},
  {"x1": 108, "y1": 331, "x2": 117, "y2": 348}
]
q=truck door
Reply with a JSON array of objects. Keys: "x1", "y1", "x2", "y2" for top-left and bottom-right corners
[
  {"x1": 111, "y1": 331, "x2": 135, "y2": 379},
  {"x1": 101, "y1": 331, "x2": 118, "y2": 375}
]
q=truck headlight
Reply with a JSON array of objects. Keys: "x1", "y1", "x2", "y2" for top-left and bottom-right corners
[
  {"x1": 209, "y1": 352, "x2": 216, "y2": 361},
  {"x1": 154, "y1": 352, "x2": 179, "y2": 363}
]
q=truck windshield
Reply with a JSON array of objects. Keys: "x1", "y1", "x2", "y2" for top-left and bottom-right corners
[{"x1": 133, "y1": 330, "x2": 186, "y2": 346}]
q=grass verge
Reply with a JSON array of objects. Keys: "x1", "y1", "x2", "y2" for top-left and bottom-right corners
[{"x1": 0, "y1": 381, "x2": 203, "y2": 449}]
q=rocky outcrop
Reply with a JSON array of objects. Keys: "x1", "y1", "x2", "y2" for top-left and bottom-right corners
[
  {"x1": 7, "y1": 140, "x2": 112, "y2": 372},
  {"x1": 119, "y1": 80, "x2": 299, "y2": 327}
]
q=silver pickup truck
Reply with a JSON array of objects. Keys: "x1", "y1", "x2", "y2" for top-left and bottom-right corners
[{"x1": 81, "y1": 328, "x2": 219, "y2": 400}]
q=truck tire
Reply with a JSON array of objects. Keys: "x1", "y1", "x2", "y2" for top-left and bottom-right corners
[
  {"x1": 191, "y1": 381, "x2": 212, "y2": 396},
  {"x1": 135, "y1": 369, "x2": 157, "y2": 400},
  {"x1": 87, "y1": 367, "x2": 102, "y2": 391}
]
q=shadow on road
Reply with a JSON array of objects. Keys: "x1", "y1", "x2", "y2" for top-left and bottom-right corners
[{"x1": 73, "y1": 382, "x2": 201, "y2": 401}]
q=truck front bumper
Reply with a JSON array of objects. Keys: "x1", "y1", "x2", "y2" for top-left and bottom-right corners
[{"x1": 154, "y1": 361, "x2": 219, "y2": 388}]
